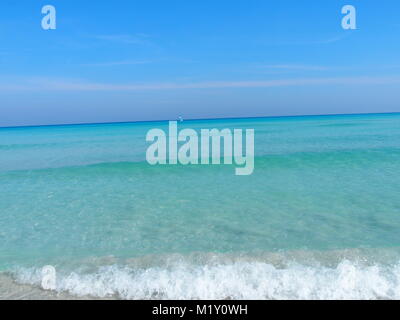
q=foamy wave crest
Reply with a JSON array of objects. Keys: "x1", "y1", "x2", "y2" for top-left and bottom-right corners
[{"x1": 12, "y1": 259, "x2": 400, "y2": 300}]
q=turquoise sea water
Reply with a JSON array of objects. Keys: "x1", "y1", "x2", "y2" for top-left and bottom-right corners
[{"x1": 1, "y1": 113, "x2": 400, "y2": 299}]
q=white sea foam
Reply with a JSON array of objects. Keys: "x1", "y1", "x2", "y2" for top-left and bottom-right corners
[{"x1": 11, "y1": 258, "x2": 400, "y2": 300}]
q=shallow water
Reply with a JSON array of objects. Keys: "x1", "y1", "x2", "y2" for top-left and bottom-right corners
[{"x1": 1, "y1": 113, "x2": 400, "y2": 299}]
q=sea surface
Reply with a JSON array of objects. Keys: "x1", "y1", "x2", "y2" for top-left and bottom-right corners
[{"x1": 1, "y1": 113, "x2": 400, "y2": 299}]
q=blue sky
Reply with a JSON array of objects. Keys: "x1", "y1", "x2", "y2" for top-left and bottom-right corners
[{"x1": 0, "y1": 0, "x2": 400, "y2": 126}]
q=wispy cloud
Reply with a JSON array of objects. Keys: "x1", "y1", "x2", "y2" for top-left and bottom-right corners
[
  {"x1": 275, "y1": 33, "x2": 352, "y2": 46},
  {"x1": 260, "y1": 65, "x2": 329, "y2": 71},
  {"x1": 94, "y1": 34, "x2": 151, "y2": 45},
  {"x1": 315, "y1": 34, "x2": 349, "y2": 44},
  {"x1": 1, "y1": 76, "x2": 400, "y2": 92},
  {"x1": 82, "y1": 60, "x2": 152, "y2": 67}
]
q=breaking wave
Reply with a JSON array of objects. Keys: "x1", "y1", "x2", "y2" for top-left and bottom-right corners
[{"x1": 10, "y1": 253, "x2": 400, "y2": 300}]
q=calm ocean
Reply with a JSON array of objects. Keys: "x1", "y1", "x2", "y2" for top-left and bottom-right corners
[{"x1": 1, "y1": 113, "x2": 400, "y2": 299}]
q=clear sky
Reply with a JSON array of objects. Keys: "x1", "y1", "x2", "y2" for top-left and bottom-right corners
[{"x1": 0, "y1": 0, "x2": 399, "y2": 127}]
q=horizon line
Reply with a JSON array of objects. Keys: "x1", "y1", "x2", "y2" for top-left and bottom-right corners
[{"x1": 1, "y1": 111, "x2": 400, "y2": 130}]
